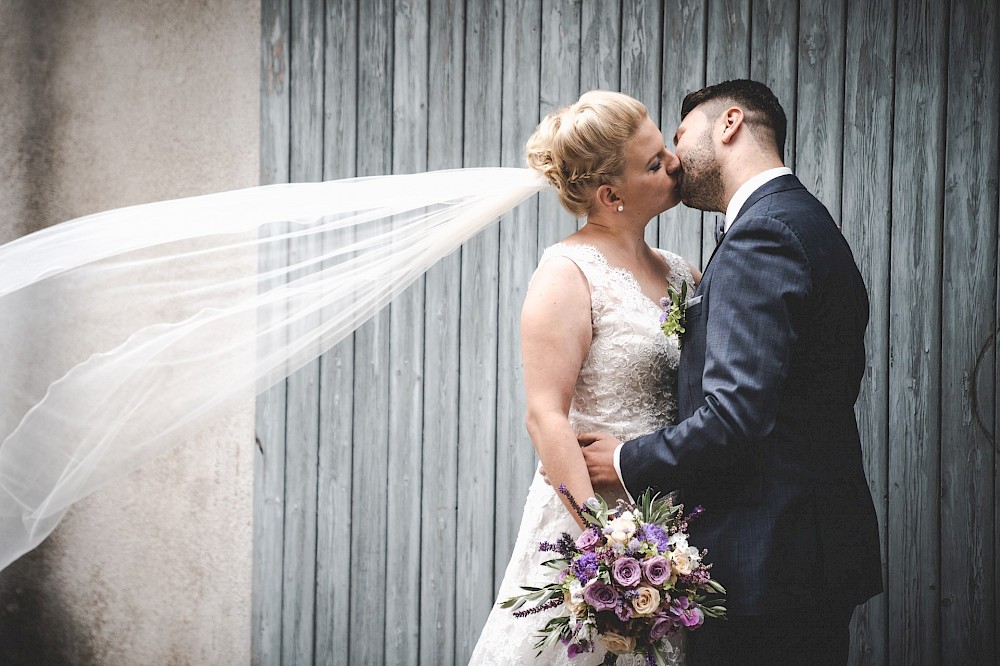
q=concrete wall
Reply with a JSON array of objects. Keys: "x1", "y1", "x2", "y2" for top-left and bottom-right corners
[{"x1": 0, "y1": 1, "x2": 259, "y2": 663}]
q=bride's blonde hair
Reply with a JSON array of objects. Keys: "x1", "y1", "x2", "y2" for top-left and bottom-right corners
[{"x1": 525, "y1": 90, "x2": 649, "y2": 217}]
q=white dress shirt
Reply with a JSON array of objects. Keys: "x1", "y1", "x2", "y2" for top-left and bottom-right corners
[
  {"x1": 610, "y1": 166, "x2": 794, "y2": 500},
  {"x1": 723, "y1": 166, "x2": 793, "y2": 232}
]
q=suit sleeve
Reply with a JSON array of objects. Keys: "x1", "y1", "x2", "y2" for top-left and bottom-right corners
[{"x1": 619, "y1": 215, "x2": 812, "y2": 497}]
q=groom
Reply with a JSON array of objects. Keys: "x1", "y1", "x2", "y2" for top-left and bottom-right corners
[{"x1": 580, "y1": 80, "x2": 883, "y2": 664}]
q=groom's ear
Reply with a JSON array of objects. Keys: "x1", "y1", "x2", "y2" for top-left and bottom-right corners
[{"x1": 720, "y1": 107, "x2": 745, "y2": 145}]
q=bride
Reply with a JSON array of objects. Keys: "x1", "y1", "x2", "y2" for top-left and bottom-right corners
[{"x1": 469, "y1": 91, "x2": 700, "y2": 665}]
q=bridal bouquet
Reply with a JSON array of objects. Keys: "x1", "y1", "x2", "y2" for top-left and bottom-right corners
[{"x1": 501, "y1": 486, "x2": 726, "y2": 665}]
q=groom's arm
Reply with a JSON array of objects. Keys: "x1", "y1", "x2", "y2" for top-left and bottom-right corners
[{"x1": 618, "y1": 214, "x2": 812, "y2": 497}]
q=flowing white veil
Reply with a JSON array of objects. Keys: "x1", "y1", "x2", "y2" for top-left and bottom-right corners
[{"x1": 0, "y1": 167, "x2": 548, "y2": 572}]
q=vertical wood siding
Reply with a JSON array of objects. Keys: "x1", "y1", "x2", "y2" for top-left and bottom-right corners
[
  {"x1": 841, "y1": 0, "x2": 893, "y2": 661},
  {"x1": 254, "y1": 1, "x2": 1000, "y2": 663}
]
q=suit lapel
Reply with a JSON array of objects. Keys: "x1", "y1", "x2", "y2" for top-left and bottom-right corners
[
  {"x1": 701, "y1": 175, "x2": 805, "y2": 273},
  {"x1": 733, "y1": 174, "x2": 803, "y2": 221}
]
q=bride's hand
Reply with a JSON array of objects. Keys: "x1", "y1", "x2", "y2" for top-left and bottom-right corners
[{"x1": 578, "y1": 431, "x2": 626, "y2": 496}]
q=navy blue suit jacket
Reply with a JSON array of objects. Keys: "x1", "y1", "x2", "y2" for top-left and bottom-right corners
[{"x1": 620, "y1": 175, "x2": 883, "y2": 615}]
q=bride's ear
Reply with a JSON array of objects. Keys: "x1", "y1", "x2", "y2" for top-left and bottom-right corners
[{"x1": 595, "y1": 184, "x2": 621, "y2": 212}]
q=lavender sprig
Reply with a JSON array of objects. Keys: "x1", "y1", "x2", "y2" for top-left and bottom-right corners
[
  {"x1": 557, "y1": 484, "x2": 591, "y2": 523},
  {"x1": 513, "y1": 597, "x2": 564, "y2": 618}
]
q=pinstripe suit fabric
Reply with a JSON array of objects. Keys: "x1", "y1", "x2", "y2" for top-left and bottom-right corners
[{"x1": 621, "y1": 175, "x2": 882, "y2": 617}]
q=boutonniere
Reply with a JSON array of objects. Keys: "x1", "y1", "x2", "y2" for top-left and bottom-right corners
[{"x1": 658, "y1": 282, "x2": 688, "y2": 342}]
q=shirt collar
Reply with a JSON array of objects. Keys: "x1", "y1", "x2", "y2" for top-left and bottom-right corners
[{"x1": 724, "y1": 166, "x2": 793, "y2": 231}]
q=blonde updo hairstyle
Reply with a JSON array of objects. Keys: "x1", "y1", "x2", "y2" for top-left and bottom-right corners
[{"x1": 525, "y1": 90, "x2": 649, "y2": 217}]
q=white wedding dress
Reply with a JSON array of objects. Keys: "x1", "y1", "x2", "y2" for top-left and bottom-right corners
[{"x1": 469, "y1": 243, "x2": 694, "y2": 666}]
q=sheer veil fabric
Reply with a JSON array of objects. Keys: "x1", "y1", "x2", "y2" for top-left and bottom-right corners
[{"x1": 0, "y1": 167, "x2": 547, "y2": 572}]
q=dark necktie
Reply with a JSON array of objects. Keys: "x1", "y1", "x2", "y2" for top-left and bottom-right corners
[{"x1": 713, "y1": 216, "x2": 727, "y2": 245}]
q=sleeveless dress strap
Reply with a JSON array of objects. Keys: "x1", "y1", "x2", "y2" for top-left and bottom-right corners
[
  {"x1": 537, "y1": 243, "x2": 611, "y2": 291},
  {"x1": 655, "y1": 248, "x2": 696, "y2": 294}
]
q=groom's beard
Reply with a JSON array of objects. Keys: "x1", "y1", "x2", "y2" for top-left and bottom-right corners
[{"x1": 678, "y1": 130, "x2": 725, "y2": 213}]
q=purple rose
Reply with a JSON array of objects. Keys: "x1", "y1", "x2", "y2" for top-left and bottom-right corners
[
  {"x1": 612, "y1": 556, "x2": 641, "y2": 587},
  {"x1": 642, "y1": 555, "x2": 671, "y2": 586},
  {"x1": 575, "y1": 528, "x2": 600, "y2": 550},
  {"x1": 583, "y1": 581, "x2": 618, "y2": 611},
  {"x1": 649, "y1": 612, "x2": 677, "y2": 641}
]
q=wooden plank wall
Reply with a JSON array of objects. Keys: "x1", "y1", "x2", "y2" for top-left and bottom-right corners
[{"x1": 254, "y1": 1, "x2": 1000, "y2": 664}]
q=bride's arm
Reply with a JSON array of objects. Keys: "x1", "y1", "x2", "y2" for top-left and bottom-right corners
[{"x1": 520, "y1": 257, "x2": 594, "y2": 530}]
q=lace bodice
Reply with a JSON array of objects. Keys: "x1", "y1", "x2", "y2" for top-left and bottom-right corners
[
  {"x1": 549, "y1": 243, "x2": 692, "y2": 442},
  {"x1": 469, "y1": 243, "x2": 694, "y2": 666}
]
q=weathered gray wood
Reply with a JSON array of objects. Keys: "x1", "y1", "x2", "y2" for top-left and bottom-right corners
[
  {"x1": 536, "y1": 0, "x2": 582, "y2": 252},
  {"x1": 996, "y1": 122, "x2": 1000, "y2": 666},
  {"x1": 253, "y1": 3, "x2": 1000, "y2": 663},
  {"x1": 280, "y1": 1, "x2": 325, "y2": 663},
  {"x1": 996, "y1": 130, "x2": 1000, "y2": 666},
  {"x1": 348, "y1": 0, "x2": 394, "y2": 663},
  {"x1": 939, "y1": 1, "x2": 998, "y2": 663},
  {"x1": 888, "y1": 0, "x2": 947, "y2": 662},
  {"x1": 382, "y1": 2, "x2": 429, "y2": 665},
  {"x1": 706, "y1": 0, "x2": 751, "y2": 81},
  {"x1": 419, "y1": 2, "x2": 464, "y2": 663},
  {"x1": 841, "y1": 1, "x2": 894, "y2": 663},
  {"x1": 702, "y1": 0, "x2": 750, "y2": 266},
  {"x1": 260, "y1": 0, "x2": 291, "y2": 190},
  {"x1": 658, "y1": 0, "x2": 706, "y2": 267},
  {"x1": 313, "y1": 2, "x2": 358, "y2": 664},
  {"x1": 253, "y1": 2, "x2": 290, "y2": 663},
  {"x1": 580, "y1": 0, "x2": 621, "y2": 92},
  {"x1": 456, "y1": 1, "x2": 504, "y2": 662},
  {"x1": 749, "y1": 0, "x2": 797, "y2": 170},
  {"x1": 795, "y1": 0, "x2": 845, "y2": 220},
  {"x1": 494, "y1": 0, "x2": 542, "y2": 593}
]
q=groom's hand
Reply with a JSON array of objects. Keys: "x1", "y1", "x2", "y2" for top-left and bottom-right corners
[{"x1": 578, "y1": 432, "x2": 626, "y2": 496}]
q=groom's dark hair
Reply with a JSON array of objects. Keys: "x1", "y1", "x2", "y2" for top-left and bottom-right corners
[{"x1": 681, "y1": 79, "x2": 787, "y2": 157}]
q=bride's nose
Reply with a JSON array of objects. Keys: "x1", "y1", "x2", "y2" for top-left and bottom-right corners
[{"x1": 664, "y1": 149, "x2": 681, "y2": 175}]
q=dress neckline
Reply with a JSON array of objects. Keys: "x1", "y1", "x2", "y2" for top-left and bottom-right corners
[{"x1": 552, "y1": 242, "x2": 674, "y2": 312}]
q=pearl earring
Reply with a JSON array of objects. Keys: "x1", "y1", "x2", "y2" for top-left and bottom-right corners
[{"x1": 617, "y1": 204, "x2": 624, "y2": 212}]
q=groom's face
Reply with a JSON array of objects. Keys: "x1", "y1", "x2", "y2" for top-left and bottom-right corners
[{"x1": 673, "y1": 107, "x2": 726, "y2": 213}]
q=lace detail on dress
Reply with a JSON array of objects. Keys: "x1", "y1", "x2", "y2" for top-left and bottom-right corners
[
  {"x1": 469, "y1": 243, "x2": 694, "y2": 666},
  {"x1": 560, "y1": 244, "x2": 691, "y2": 444}
]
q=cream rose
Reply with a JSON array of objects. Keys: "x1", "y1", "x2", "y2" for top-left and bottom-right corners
[
  {"x1": 599, "y1": 631, "x2": 636, "y2": 655},
  {"x1": 605, "y1": 512, "x2": 637, "y2": 543},
  {"x1": 566, "y1": 579, "x2": 586, "y2": 615},
  {"x1": 631, "y1": 585, "x2": 661, "y2": 616},
  {"x1": 672, "y1": 550, "x2": 693, "y2": 575},
  {"x1": 671, "y1": 545, "x2": 701, "y2": 575}
]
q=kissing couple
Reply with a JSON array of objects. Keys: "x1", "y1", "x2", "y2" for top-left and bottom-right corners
[{"x1": 469, "y1": 80, "x2": 883, "y2": 666}]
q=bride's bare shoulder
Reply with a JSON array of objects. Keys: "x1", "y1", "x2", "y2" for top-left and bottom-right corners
[{"x1": 528, "y1": 251, "x2": 590, "y2": 297}]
